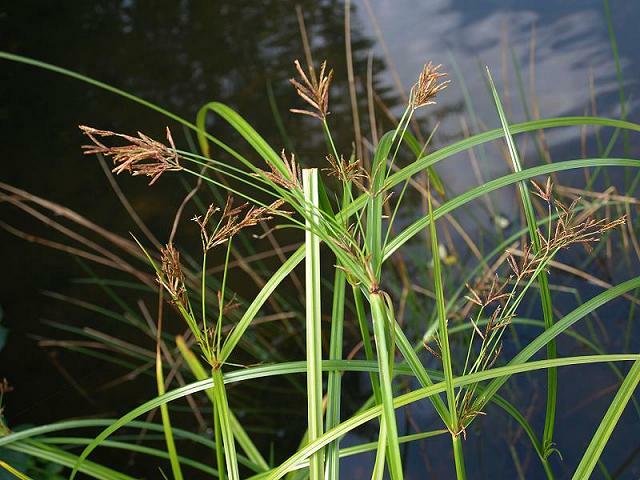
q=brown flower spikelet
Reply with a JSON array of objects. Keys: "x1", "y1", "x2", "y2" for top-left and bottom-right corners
[
  {"x1": 193, "y1": 196, "x2": 288, "y2": 251},
  {"x1": 289, "y1": 59, "x2": 333, "y2": 120},
  {"x1": 79, "y1": 125, "x2": 182, "y2": 185},
  {"x1": 411, "y1": 62, "x2": 450, "y2": 109},
  {"x1": 160, "y1": 243, "x2": 187, "y2": 306}
]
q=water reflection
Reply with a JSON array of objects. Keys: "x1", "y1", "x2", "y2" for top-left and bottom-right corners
[{"x1": 364, "y1": 0, "x2": 632, "y2": 121}]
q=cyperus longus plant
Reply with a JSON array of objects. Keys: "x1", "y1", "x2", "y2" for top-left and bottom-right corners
[
  {"x1": 71, "y1": 56, "x2": 634, "y2": 480},
  {"x1": 2, "y1": 34, "x2": 640, "y2": 480}
]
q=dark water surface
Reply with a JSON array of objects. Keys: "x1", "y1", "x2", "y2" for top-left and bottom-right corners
[{"x1": 1, "y1": 1, "x2": 640, "y2": 478}]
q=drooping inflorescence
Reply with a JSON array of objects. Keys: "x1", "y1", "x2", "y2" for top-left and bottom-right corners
[{"x1": 79, "y1": 125, "x2": 182, "y2": 185}]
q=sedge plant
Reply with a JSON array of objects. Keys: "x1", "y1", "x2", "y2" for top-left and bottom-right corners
[{"x1": 1, "y1": 40, "x2": 640, "y2": 480}]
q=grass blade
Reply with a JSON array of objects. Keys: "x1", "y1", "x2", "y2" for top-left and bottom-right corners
[
  {"x1": 39, "y1": 437, "x2": 219, "y2": 476},
  {"x1": 384, "y1": 158, "x2": 640, "y2": 259},
  {"x1": 14, "y1": 440, "x2": 136, "y2": 480},
  {"x1": 220, "y1": 246, "x2": 304, "y2": 363},
  {"x1": 571, "y1": 360, "x2": 640, "y2": 479},
  {"x1": 0, "y1": 459, "x2": 34, "y2": 479},
  {"x1": 367, "y1": 131, "x2": 394, "y2": 274},
  {"x1": 486, "y1": 67, "x2": 558, "y2": 457},
  {"x1": 259, "y1": 354, "x2": 640, "y2": 479},
  {"x1": 155, "y1": 333, "x2": 184, "y2": 480},
  {"x1": 426, "y1": 184, "x2": 465, "y2": 478}
]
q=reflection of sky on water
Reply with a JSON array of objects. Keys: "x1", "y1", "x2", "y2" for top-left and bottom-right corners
[
  {"x1": 362, "y1": 0, "x2": 632, "y2": 121},
  {"x1": 355, "y1": 0, "x2": 639, "y2": 235}
]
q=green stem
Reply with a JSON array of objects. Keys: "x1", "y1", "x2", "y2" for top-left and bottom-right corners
[
  {"x1": 213, "y1": 402, "x2": 225, "y2": 480},
  {"x1": 324, "y1": 269, "x2": 345, "y2": 479},
  {"x1": 212, "y1": 367, "x2": 240, "y2": 480},
  {"x1": 426, "y1": 182, "x2": 466, "y2": 478},
  {"x1": 302, "y1": 169, "x2": 324, "y2": 480},
  {"x1": 156, "y1": 348, "x2": 184, "y2": 480},
  {"x1": 176, "y1": 336, "x2": 269, "y2": 472},
  {"x1": 369, "y1": 292, "x2": 403, "y2": 480},
  {"x1": 353, "y1": 286, "x2": 382, "y2": 402},
  {"x1": 202, "y1": 251, "x2": 210, "y2": 356},
  {"x1": 452, "y1": 436, "x2": 467, "y2": 480}
]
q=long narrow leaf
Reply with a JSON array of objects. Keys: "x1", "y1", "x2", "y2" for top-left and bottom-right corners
[
  {"x1": 426, "y1": 185, "x2": 466, "y2": 478},
  {"x1": 571, "y1": 360, "x2": 640, "y2": 479},
  {"x1": 487, "y1": 68, "x2": 557, "y2": 455},
  {"x1": 384, "y1": 158, "x2": 640, "y2": 259}
]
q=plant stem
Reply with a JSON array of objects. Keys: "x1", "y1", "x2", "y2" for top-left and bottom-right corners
[
  {"x1": 213, "y1": 403, "x2": 225, "y2": 480},
  {"x1": 302, "y1": 169, "x2": 324, "y2": 480},
  {"x1": 324, "y1": 269, "x2": 345, "y2": 479},
  {"x1": 156, "y1": 339, "x2": 184, "y2": 480},
  {"x1": 212, "y1": 367, "x2": 239, "y2": 480},
  {"x1": 369, "y1": 292, "x2": 404, "y2": 480},
  {"x1": 202, "y1": 251, "x2": 208, "y2": 351},
  {"x1": 353, "y1": 286, "x2": 382, "y2": 402},
  {"x1": 176, "y1": 336, "x2": 269, "y2": 472},
  {"x1": 452, "y1": 435, "x2": 467, "y2": 480},
  {"x1": 427, "y1": 180, "x2": 466, "y2": 478}
]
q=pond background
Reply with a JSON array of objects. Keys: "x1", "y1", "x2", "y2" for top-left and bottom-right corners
[{"x1": 1, "y1": 1, "x2": 640, "y2": 478}]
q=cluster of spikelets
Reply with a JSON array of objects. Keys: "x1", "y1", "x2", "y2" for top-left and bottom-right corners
[
  {"x1": 193, "y1": 197, "x2": 288, "y2": 252},
  {"x1": 79, "y1": 125, "x2": 182, "y2": 185},
  {"x1": 80, "y1": 60, "x2": 449, "y2": 288},
  {"x1": 155, "y1": 195, "x2": 288, "y2": 361},
  {"x1": 428, "y1": 178, "x2": 627, "y2": 435},
  {"x1": 79, "y1": 58, "x2": 449, "y2": 192}
]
